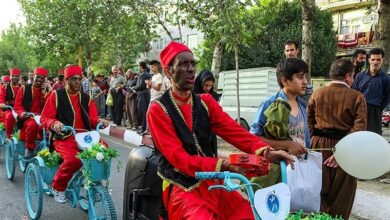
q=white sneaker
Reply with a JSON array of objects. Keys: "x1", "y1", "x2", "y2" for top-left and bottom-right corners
[{"x1": 53, "y1": 189, "x2": 66, "y2": 203}]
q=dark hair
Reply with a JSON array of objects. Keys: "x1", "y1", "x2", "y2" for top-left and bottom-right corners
[
  {"x1": 93, "y1": 79, "x2": 99, "y2": 84},
  {"x1": 150, "y1": 60, "x2": 160, "y2": 66},
  {"x1": 21, "y1": 76, "x2": 28, "y2": 81},
  {"x1": 352, "y1": 49, "x2": 367, "y2": 58},
  {"x1": 58, "y1": 75, "x2": 64, "y2": 81},
  {"x1": 284, "y1": 40, "x2": 300, "y2": 49},
  {"x1": 368, "y1": 48, "x2": 385, "y2": 58},
  {"x1": 329, "y1": 58, "x2": 354, "y2": 80},
  {"x1": 276, "y1": 58, "x2": 308, "y2": 88},
  {"x1": 139, "y1": 61, "x2": 147, "y2": 70}
]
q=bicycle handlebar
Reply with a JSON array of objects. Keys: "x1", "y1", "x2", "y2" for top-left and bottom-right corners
[{"x1": 62, "y1": 122, "x2": 104, "y2": 135}]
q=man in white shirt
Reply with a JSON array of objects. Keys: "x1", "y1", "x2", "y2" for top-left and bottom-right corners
[{"x1": 145, "y1": 60, "x2": 165, "y2": 102}]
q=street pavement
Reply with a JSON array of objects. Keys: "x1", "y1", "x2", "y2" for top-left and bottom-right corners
[{"x1": 0, "y1": 134, "x2": 132, "y2": 220}]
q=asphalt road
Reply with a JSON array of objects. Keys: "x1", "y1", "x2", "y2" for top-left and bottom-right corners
[{"x1": 0, "y1": 134, "x2": 133, "y2": 220}]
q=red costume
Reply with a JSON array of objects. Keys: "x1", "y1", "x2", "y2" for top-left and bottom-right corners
[
  {"x1": 148, "y1": 93, "x2": 269, "y2": 220},
  {"x1": 40, "y1": 65, "x2": 99, "y2": 191},
  {"x1": 0, "y1": 68, "x2": 21, "y2": 138},
  {"x1": 14, "y1": 67, "x2": 48, "y2": 150}
]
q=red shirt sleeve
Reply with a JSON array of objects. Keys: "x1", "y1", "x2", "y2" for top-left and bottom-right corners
[
  {"x1": 14, "y1": 86, "x2": 25, "y2": 115},
  {"x1": 0, "y1": 85, "x2": 6, "y2": 104},
  {"x1": 40, "y1": 91, "x2": 59, "y2": 130},
  {"x1": 201, "y1": 93, "x2": 269, "y2": 153},
  {"x1": 88, "y1": 98, "x2": 99, "y2": 129}
]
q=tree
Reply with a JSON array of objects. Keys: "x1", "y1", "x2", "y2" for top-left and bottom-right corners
[
  {"x1": 376, "y1": 0, "x2": 390, "y2": 72},
  {"x1": 19, "y1": 0, "x2": 122, "y2": 72},
  {"x1": 301, "y1": 0, "x2": 315, "y2": 80},
  {"x1": 197, "y1": 0, "x2": 336, "y2": 78},
  {"x1": 179, "y1": 0, "x2": 253, "y2": 124},
  {"x1": 0, "y1": 24, "x2": 35, "y2": 75}
]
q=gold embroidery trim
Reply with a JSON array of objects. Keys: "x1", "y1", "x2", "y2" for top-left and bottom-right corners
[
  {"x1": 157, "y1": 171, "x2": 201, "y2": 192},
  {"x1": 215, "y1": 159, "x2": 224, "y2": 172}
]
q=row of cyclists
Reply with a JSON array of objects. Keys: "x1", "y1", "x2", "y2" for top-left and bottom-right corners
[{"x1": 0, "y1": 65, "x2": 109, "y2": 204}]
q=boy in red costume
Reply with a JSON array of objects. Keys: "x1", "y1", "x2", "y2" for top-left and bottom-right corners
[
  {"x1": 14, "y1": 67, "x2": 50, "y2": 158},
  {"x1": 0, "y1": 68, "x2": 21, "y2": 138},
  {"x1": 40, "y1": 65, "x2": 109, "y2": 203}
]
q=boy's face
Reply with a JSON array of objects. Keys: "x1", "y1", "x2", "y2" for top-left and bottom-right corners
[{"x1": 283, "y1": 72, "x2": 308, "y2": 96}]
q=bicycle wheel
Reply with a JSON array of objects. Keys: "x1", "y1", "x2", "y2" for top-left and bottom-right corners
[
  {"x1": 88, "y1": 185, "x2": 117, "y2": 220},
  {"x1": 25, "y1": 163, "x2": 43, "y2": 220},
  {"x1": 5, "y1": 139, "x2": 16, "y2": 180}
]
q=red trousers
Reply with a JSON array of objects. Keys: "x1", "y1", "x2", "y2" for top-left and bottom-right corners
[
  {"x1": 163, "y1": 180, "x2": 254, "y2": 220},
  {"x1": 3, "y1": 110, "x2": 15, "y2": 138},
  {"x1": 19, "y1": 118, "x2": 39, "y2": 150},
  {"x1": 52, "y1": 136, "x2": 82, "y2": 191}
]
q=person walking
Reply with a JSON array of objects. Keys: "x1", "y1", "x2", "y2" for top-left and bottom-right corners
[
  {"x1": 132, "y1": 61, "x2": 150, "y2": 134},
  {"x1": 125, "y1": 69, "x2": 138, "y2": 130},
  {"x1": 109, "y1": 65, "x2": 126, "y2": 126},
  {"x1": 352, "y1": 48, "x2": 390, "y2": 135}
]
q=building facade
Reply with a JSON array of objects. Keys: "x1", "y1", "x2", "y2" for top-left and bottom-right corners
[{"x1": 316, "y1": 0, "x2": 378, "y2": 57}]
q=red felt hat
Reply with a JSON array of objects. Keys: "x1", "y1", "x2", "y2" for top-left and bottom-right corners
[
  {"x1": 58, "y1": 68, "x2": 64, "y2": 75},
  {"x1": 2, "y1": 75, "x2": 11, "y2": 82},
  {"x1": 64, "y1": 65, "x2": 82, "y2": 79},
  {"x1": 34, "y1": 67, "x2": 48, "y2": 77},
  {"x1": 159, "y1": 41, "x2": 192, "y2": 68},
  {"x1": 10, "y1": 68, "x2": 21, "y2": 76}
]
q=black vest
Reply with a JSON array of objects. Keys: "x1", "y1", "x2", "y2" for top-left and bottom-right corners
[
  {"x1": 22, "y1": 84, "x2": 34, "y2": 112},
  {"x1": 5, "y1": 84, "x2": 18, "y2": 106},
  {"x1": 16, "y1": 84, "x2": 43, "y2": 129},
  {"x1": 54, "y1": 89, "x2": 91, "y2": 139},
  {"x1": 155, "y1": 90, "x2": 216, "y2": 190}
]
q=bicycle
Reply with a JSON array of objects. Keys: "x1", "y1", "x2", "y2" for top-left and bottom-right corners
[
  {"x1": 24, "y1": 123, "x2": 117, "y2": 220},
  {"x1": 4, "y1": 110, "x2": 46, "y2": 180},
  {"x1": 0, "y1": 105, "x2": 16, "y2": 159},
  {"x1": 195, "y1": 161, "x2": 291, "y2": 220}
]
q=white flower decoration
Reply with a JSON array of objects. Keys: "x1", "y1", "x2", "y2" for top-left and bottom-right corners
[{"x1": 96, "y1": 152, "x2": 104, "y2": 161}]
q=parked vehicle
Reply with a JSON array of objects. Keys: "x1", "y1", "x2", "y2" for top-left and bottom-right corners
[
  {"x1": 217, "y1": 68, "x2": 279, "y2": 130},
  {"x1": 383, "y1": 111, "x2": 390, "y2": 127}
]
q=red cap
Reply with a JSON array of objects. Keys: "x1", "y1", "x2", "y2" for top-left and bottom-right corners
[
  {"x1": 64, "y1": 65, "x2": 82, "y2": 79},
  {"x1": 34, "y1": 67, "x2": 48, "y2": 77},
  {"x1": 159, "y1": 41, "x2": 192, "y2": 67},
  {"x1": 58, "y1": 69, "x2": 64, "y2": 75},
  {"x1": 10, "y1": 68, "x2": 21, "y2": 76},
  {"x1": 2, "y1": 75, "x2": 11, "y2": 82}
]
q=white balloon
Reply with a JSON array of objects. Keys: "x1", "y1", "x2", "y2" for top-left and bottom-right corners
[{"x1": 334, "y1": 131, "x2": 390, "y2": 179}]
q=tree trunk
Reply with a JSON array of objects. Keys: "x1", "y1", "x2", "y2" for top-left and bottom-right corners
[
  {"x1": 377, "y1": 0, "x2": 390, "y2": 72},
  {"x1": 211, "y1": 40, "x2": 223, "y2": 89},
  {"x1": 234, "y1": 44, "x2": 241, "y2": 125},
  {"x1": 78, "y1": 45, "x2": 83, "y2": 69},
  {"x1": 86, "y1": 50, "x2": 92, "y2": 76},
  {"x1": 301, "y1": 0, "x2": 315, "y2": 81}
]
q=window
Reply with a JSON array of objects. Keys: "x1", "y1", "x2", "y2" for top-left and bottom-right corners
[
  {"x1": 340, "y1": 26, "x2": 349, "y2": 35},
  {"x1": 156, "y1": 39, "x2": 164, "y2": 50},
  {"x1": 187, "y1": 34, "x2": 198, "y2": 49}
]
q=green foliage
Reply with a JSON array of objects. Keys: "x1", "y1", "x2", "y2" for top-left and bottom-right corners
[
  {"x1": 197, "y1": 0, "x2": 337, "y2": 77},
  {"x1": 77, "y1": 142, "x2": 119, "y2": 161},
  {"x1": 287, "y1": 210, "x2": 343, "y2": 220},
  {"x1": 0, "y1": 24, "x2": 35, "y2": 75},
  {"x1": 37, "y1": 148, "x2": 62, "y2": 168},
  {"x1": 11, "y1": 130, "x2": 20, "y2": 140},
  {"x1": 0, "y1": 123, "x2": 5, "y2": 130}
]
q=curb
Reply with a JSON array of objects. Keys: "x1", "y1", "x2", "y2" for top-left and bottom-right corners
[{"x1": 99, "y1": 125, "x2": 142, "y2": 146}]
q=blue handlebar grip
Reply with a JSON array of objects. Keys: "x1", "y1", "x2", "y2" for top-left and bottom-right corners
[
  {"x1": 280, "y1": 161, "x2": 288, "y2": 184},
  {"x1": 195, "y1": 172, "x2": 225, "y2": 180}
]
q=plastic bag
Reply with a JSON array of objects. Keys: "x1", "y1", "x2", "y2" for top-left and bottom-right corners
[
  {"x1": 287, "y1": 151, "x2": 322, "y2": 213},
  {"x1": 106, "y1": 93, "x2": 113, "y2": 106}
]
